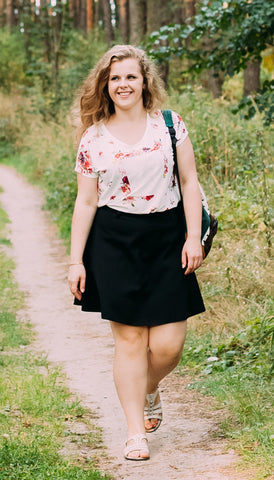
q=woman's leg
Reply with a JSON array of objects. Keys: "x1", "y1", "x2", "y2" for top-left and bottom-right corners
[
  {"x1": 145, "y1": 320, "x2": 187, "y2": 430},
  {"x1": 110, "y1": 321, "x2": 149, "y2": 458}
]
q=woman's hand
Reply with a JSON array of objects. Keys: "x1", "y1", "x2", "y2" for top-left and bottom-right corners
[
  {"x1": 68, "y1": 264, "x2": 86, "y2": 301},
  {"x1": 181, "y1": 237, "x2": 203, "y2": 275}
]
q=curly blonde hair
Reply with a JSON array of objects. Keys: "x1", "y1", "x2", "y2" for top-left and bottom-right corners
[{"x1": 75, "y1": 45, "x2": 166, "y2": 141}]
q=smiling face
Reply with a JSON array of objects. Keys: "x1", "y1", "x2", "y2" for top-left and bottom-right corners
[{"x1": 107, "y1": 58, "x2": 145, "y2": 112}]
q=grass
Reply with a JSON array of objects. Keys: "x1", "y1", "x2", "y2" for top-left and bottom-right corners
[
  {"x1": 178, "y1": 360, "x2": 274, "y2": 478},
  {"x1": 0, "y1": 204, "x2": 111, "y2": 479}
]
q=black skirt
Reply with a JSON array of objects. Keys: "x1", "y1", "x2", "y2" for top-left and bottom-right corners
[{"x1": 74, "y1": 205, "x2": 205, "y2": 326}]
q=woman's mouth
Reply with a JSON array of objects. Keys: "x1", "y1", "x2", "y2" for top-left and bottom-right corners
[{"x1": 118, "y1": 92, "x2": 132, "y2": 97}]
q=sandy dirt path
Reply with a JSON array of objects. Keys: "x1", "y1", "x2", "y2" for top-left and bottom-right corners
[{"x1": 0, "y1": 165, "x2": 250, "y2": 480}]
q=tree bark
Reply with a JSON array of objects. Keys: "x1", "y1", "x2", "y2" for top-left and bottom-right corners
[
  {"x1": 146, "y1": 0, "x2": 173, "y2": 34},
  {"x1": 182, "y1": 0, "x2": 196, "y2": 56},
  {"x1": 79, "y1": 0, "x2": 86, "y2": 30},
  {"x1": 102, "y1": 0, "x2": 114, "y2": 45},
  {"x1": 6, "y1": 0, "x2": 13, "y2": 28},
  {"x1": 207, "y1": 69, "x2": 223, "y2": 99},
  {"x1": 0, "y1": 0, "x2": 5, "y2": 27},
  {"x1": 202, "y1": 35, "x2": 224, "y2": 98},
  {"x1": 146, "y1": 0, "x2": 174, "y2": 85},
  {"x1": 184, "y1": 0, "x2": 195, "y2": 21},
  {"x1": 13, "y1": 0, "x2": 20, "y2": 25},
  {"x1": 21, "y1": 0, "x2": 32, "y2": 63},
  {"x1": 51, "y1": 0, "x2": 63, "y2": 85},
  {"x1": 243, "y1": 59, "x2": 260, "y2": 96},
  {"x1": 86, "y1": 0, "x2": 93, "y2": 31},
  {"x1": 40, "y1": 0, "x2": 51, "y2": 63},
  {"x1": 129, "y1": 0, "x2": 146, "y2": 45},
  {"x1": 70, "y1": 0, "x2": 79, "y2": 28},
  {"x1": 118, "y1": 0, "x2": 128, "y2": 43}
]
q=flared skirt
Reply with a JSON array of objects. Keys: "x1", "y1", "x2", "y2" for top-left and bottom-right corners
[{"x1": 74, "y1": 205, "x2": 205, "y2": 326}]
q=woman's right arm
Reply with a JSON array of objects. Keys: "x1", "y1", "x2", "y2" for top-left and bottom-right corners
[{"x1": 68, "y1": 173, "x2": 98, "y2": 300}]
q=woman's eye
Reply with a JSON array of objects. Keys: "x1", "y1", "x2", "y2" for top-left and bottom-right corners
[
  {"x1": 128, "y1": 75, "x2": 136, "y2": 79},
  {"x1": 110, "y1": 76, "x2": 119, "y2": 81}
]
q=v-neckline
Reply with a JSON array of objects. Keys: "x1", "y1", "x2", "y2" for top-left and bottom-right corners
[{"x1": 102, "y1": 113, "x2": 149, "y2": 147}]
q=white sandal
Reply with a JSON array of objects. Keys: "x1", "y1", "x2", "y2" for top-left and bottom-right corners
[
  {"x1": 124, "y1": 433, "x2": 150, "y2": 461},
  {"x1": 144, "y1": 387, "x2": 163, "y2": 433}
]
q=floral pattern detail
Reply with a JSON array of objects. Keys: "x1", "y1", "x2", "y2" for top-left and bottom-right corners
[
  {"x1": 77, "y1": 150, "x2": 93, "y2": 175},
  {"x1": 75, "y1": 110, "x2": 188, "y2": 213},
  {"x1": 163, "y1": 156, "x2": 168, "y2": 177},
  {"x1": 121, "y1": 175, "x2": 131, "y2": 195},
  {"x1": 113, "y1": 142, "x2": 161, "y2": 164},
  {"x1": 143, "y1": 195, "x2": 154, "y2": 201}
]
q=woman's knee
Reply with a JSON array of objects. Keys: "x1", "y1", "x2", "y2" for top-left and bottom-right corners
[
  {"x1": 149, "y1": 342, "x2": 183, "y2": 365},
  {"x1": 110, "y1": 322, "x2": 149, "y2": 354},
  {"x1": 148, "y1": 321, "x2": 187, "y2": 363}
]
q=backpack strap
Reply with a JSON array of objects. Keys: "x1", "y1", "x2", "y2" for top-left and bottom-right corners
[
  {"x1": 162, "y1": 108, "x2": 187, "y2": 231},
  {"x1": 162, "y1": 109, "x2": 178, "y2": 164}
]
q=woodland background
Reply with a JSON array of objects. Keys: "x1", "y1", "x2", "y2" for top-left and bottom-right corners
[
  {"x1": 0, "y1": 1, "x2": 273, "y2": 479},
  {"x1": 0, "y1": 0, "x2": 274, "y2": 110}
]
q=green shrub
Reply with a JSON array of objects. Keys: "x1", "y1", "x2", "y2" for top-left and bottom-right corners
[{"x1": 0, "y1": 29, "x2": 28, "y2": 92}]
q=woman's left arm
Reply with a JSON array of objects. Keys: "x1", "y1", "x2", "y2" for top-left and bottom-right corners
[{"x1": 177, "y1": 136, "x2": 203, "y2": 275}]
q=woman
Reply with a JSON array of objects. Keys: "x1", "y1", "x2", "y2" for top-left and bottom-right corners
[{"x1": 68, "y1": 45, "x2": 205, "y2": 461}]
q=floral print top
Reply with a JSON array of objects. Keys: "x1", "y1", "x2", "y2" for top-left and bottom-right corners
[{"x1": 75, "y1": 110, "x2": 188, "y2": 214}]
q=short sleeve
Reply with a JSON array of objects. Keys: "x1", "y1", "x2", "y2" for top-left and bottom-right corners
[
  {"x1": 171, "y1": 110, "x2": 188, "y2": 147},
  {"x1": 75, "y1": 131, "x2": 98, "y2": 178}
]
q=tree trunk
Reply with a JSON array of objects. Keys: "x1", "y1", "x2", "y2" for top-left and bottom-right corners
[
  {"x1": 22, "y1": 0, "x2": 32, "y2": 63},
  {"x1": 118, "y1": 0, "x2": 128, "y2": 43},
  {"x1": 40, "y1": 0, "x2": 51, "y2": 63},
  {"x1": 79, "y1": 0, "x2": 86, "y2": 30},
  {"x1": 207, "y1": 69, "x2": 223, "y2": 99},
  {"x1": 184, "y1": 0, "x2": 195, "y2": 47},
  {"x1": 146, "y1": 0, "x2": 174, "y2": 85},
  {"x1": 243, "y1": 59, "x2": 260, "y2": 96},
  {"x1": 0, "y1": 0, "x2": 5, "y2": 27},
  {"x1": 146, "y1": 0, "x2": 173, "y2": 34},
  {"x1": 184, "y1": 0, "x2": 195, "y2": 21},
  {"x1": 129, "y1": 0, "x2": 146, "y2": 45},
  {"x1": 68, "y1": 0, "x2": 74, "y2": 24},
  {"x1": 73, "y1": 0, "x2": 81, "y2": 28},
  {"x1": 202, "y1": 35, "x2": 224, "y2": 98},
  {"x1": 86, "y1": 0, "x2": 93, "y2": 31},
  {"x1": 72, "y1": 0, "x2": 79, "y2": 28},
  {"x1": 94, "y1": 0, "x2": 100, "y2": 26},
  {"x1": 52, "y1": 0, "x2": 63, "y2": 86},
  {"x1": 102, "y1": 0, "x2": 114, "y2": 45},
  {"x1": 13, "y1": 0, "x2": 20, "y2": 25},
  {"x1": 6, "y1": 0, "x2": 13, "y2": 28}
]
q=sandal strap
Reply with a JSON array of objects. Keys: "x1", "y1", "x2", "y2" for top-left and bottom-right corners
[
  {"x1": 124, "y1": 434, "x2": 149, "y2": 457},
  {"x1": 146, "y1": 389, "x2": 159, "y2": 404},
  {"x1": 144, "y1": 388, "x2": 163, "y2": 420},
  {"x1": 144, "y1": 402, "x2": 162, "y2": 420}
]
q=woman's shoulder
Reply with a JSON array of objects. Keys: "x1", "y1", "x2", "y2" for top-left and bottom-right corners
[
  {"x1": 150, "y1": 109, "x2": 188, "y2": 142},
  {"x1": 149, "y1": 109, "x2": 184, "y2": 124},
  {"x1": 79, "y1": 123, "x2": 104, "y2": 145}
]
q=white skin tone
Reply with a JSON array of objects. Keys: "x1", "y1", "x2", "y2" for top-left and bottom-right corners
[{"x1": 69, "y1": 57, "x2": 203, "y2": 459}]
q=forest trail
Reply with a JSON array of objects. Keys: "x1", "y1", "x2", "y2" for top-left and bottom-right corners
[{"x1": 0, "y1": 164, "x2": 251, "y2": 480}]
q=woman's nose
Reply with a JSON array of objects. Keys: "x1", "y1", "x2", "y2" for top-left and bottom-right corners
[{"x1": 119, "y1": 77, "x2": 127, "y2": 87}]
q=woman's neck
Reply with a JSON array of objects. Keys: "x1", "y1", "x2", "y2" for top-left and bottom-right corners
[{"x1": 105, "y1": 107, "x2": 148, "y2": 145}]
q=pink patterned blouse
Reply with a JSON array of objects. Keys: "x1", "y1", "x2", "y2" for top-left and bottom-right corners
[{"x1": 75, "y1": 110, "x2": 188, "y2": 214}]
